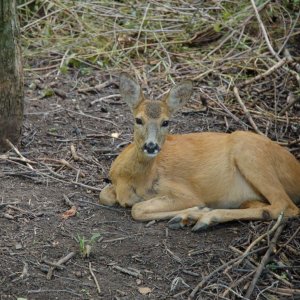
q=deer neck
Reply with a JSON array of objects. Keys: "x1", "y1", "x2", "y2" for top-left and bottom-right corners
[{"x1": 130, "y1": 143, "x2": 156, "y2": 176}]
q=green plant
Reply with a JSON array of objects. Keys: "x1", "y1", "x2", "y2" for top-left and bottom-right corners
[{"x1": 75, "y1": 233, "x2": 101, "y2": 258}]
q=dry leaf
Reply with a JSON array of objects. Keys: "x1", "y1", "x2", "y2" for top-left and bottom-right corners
[
  {"x1": 138, "y1": 287, "x2": 152, "y2": 295},
  {"x1": 61, "y1": 206, "x2": 77, "y2": 219}
]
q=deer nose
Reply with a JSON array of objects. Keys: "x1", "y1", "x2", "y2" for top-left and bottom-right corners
[{"x1": 143, "y1": 142, "x2": 160, "y2": 154}]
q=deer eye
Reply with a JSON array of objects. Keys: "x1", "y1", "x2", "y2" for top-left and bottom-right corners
[
  {"x1": 135, "y1": 118, "x2": 143, "y2": 125},
  {"x1": 161, "y1": 120, "x2": 169, "y2": 127}
]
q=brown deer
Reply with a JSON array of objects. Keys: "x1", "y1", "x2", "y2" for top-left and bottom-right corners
[{"x1": 99, "y1": 73, "x2": 300, "y2": 231}]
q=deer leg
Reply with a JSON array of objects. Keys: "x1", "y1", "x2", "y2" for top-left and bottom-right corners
[
  {"x1": 99, "y1": 181, "x2": 142, "y2": 207},
  {"x1": 168, "y1": 206, "x2": 267, "y2": 231},
  {"x1": 239, "y1": 200, "x2": 268, "y2": 209},
  {"x1": 168, "y1": 199, "x2": 299, "y2": 231},
  {"x1": 168, "y1": 200, "x2": 268, "y2": 230},
  {"x1": 169, "y1": 155, "x2": 300, "y2": 231},
  {"x1": 235, "y1": 149, "x2": 299, "y2": 215},
  {"x1": 131, "y1": 196, "x2": 203, "y2": 222},
  {"x1": 99, "y1": 185, "x2": 117, "y2": 206}
]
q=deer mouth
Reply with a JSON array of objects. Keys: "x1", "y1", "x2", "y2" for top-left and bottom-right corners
[
  {"x1": 143, "y1": 149, "x2": 160, "y2": 157},
  {"x1": 143, "y1": 142, "x2": 160, "y2": 157}
]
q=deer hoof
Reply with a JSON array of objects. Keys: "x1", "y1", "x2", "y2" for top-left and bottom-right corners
[
  {"x1": 192, "y1": 222, "x2": 209, "y2": 231},
  {"x1": 168, "y1": 216, "x2": 184, "y2": 230}
]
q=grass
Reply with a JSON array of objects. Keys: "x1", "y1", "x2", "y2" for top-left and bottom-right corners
[
  {"x1": 17, "y1": 1, "x2": 298, "y2": 76},
  {"x1": 17, "y1": 0, "x2": 300, "y2": 146}
]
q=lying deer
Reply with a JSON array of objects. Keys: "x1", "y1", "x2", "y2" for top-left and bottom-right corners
[{"x1": 99, "y1": 73, "x2": 300, "y2": 231}]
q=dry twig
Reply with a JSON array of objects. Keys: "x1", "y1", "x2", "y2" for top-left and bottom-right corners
[
  {"x1": 233, "y1": 87, "x2": 264, "y2": 136},
  {"x1": 113, "y1": 265, "x2": 142, "y2": 279},
  {"x1": 89, "y1": 262, "x2": 101, "y2": 294},
  {"x1": 188, "y1": 246, "x2": 267, "y2": 299},
  {"x1": 70, "y1": 144, "x2": 83, "y2": 161},
  {"x1": 5, "y1": 139, "x2": 34, "y2": 170},
  {"x1": 239, "y1": 58, "x2": 287, "y2": 87},
  {"x1": 46, "y1": 252, "x2": 75, "y2": 280},
  {"x1": 245, "y1": 220, "x2": 285, "y2": 298},
  {"x1": 279, "y1": 93, "x2": 300, "y2": 116},
  {"x1": 250, "y1": 0, "x2": 280, "y2": 60}
]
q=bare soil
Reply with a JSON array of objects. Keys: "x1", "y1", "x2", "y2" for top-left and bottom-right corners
[{"x1": 0, "y1": 68, "x2": 299, "y2": 300}]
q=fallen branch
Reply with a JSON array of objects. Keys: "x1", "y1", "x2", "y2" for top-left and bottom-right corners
[
  {"x1": 229, "y1": 245, "x2": 292, "y2": 288},
  {"x1": 1, "y1": 157, "x2": 102, "y2": 191},
  {"x1": 78, "y1": 80, "x2": 112, "y2": 93},
  {"x1": 250, "y1": 0, "x2": 280, "y2": 60},
  {"x1": 12, "y1": 261, "x2": 29, "y2": 282},
  {"x1": 63, "y1": 194, "x2": 75, "y2": 208},
  {"x1": 284, "y1": 47, "x2": 300, "y2": 74},
  {"x1": 2, "y1": 213, "x2": 14, "y2": 220},
  {"x1": 90, "y1": 94, "x2": 120, "y2": 105},
  {"x1": 222, "y1": 270, "x2": 255, "y2": 298},
  {"x1": 0, "y1": 202, "x2": 20, "y2": 209},
  {"x1": 189, "y1": 213, "x2": 284, "y2": 299},
  {"x1": 0, "y1": 154, "x2": 36, "y2": 165},
  {"x1": 239, "y1": 58, "x2": 286, "y2": 87},
  {"x1": 6, "y1": 204, "x2": 36, "y2": 217},
  {"x1": 5, "y1": 139, "x2": 35, "y2": 170},
  {"x1": 46, "y1": 158, "x2": 85, "y2": 178},
  {"x1": 113, "y1": 265, "x2": 142, "y2": 279},
  {"x1": 75, "y1": 198, "x2": 123, "y2": 212},
  {"x1": 89, "y1": 262, "x2": 101, "y2": 294},
  {"x1": 188, "y1": 246, "x2": 268, "y2": 300},
  {"x1": 279, "y1": 92, "x2": 300, "y2": 116},
  {"x1": 268, "y1": 287, "x2": 300, "y2": 296},
  {"x1": 41, "y1": 258, "x2": 65, "y2": 270},
  {"x1": 233, "y1": 86, "x2": 264, "y2": 136},
  {"x1": 28, "y1": 289, "x2": 81, "y2": 297},
  {"x1": 234, "y1": 213, "x2": 284, "y2": 266},
  {"x1": 71, "y1": 181, "x2": 102, "y2": 191},
  {"x1": 70, "y1": 144, "x2": 83, "y2": 161},
  {"x1": 245, "y1": 220, "x2": 285, "y2": 298},
  {"x1": 46, "y1": 252, "x2": 75, "y2": 279}
]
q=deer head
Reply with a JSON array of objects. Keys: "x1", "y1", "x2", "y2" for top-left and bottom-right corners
[{"x1": 119, "y1": 73, "x2": 193, "y2": 158}]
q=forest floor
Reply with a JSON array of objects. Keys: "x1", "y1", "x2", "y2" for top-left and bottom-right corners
[
  {"x1": 1, "y1": 1, "x2": 300, "y2": 299},
  {"x1": 0, "y1": 66, "x2": 299, "y2": 300}
]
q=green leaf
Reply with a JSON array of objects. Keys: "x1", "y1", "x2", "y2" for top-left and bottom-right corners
[
  {"x1": 42, "y1": 88, "x2": 54, "y2": 98},
  {"x1": 59, "y1": 65, "x2": 69, "y2": 75},
  {"x1": 213, "y1": 23, "x2": 222, "y2": 33},
  {"x1": 90, "y1": 232, "x2": 101, "y2": 244}
]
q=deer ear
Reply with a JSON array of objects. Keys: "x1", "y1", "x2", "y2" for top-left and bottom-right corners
[
  {"x1": 165, "y1": 80, "x2": 193, "y2": 113},
  {"x1": 119, "y1": 72, "x2": 143, "y2": 111}
]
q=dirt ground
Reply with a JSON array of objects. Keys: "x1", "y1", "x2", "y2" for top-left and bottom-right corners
[{"x1": 0, "y1": 68, "x2": 299, "y2": 300}]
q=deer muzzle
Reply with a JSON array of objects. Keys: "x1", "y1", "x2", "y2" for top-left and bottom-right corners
[{"x1": 143, "y1": 142, "x2": 160, "y2": 156}]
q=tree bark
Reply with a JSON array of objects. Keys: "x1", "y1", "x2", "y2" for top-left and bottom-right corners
[{"x1": 0, "y1": 0, "x2": 24, "y2": 152}]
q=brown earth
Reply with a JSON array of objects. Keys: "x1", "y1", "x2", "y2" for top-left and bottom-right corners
[{"x1": 0, "y1": 68, "x2": 299, "y2": 300}]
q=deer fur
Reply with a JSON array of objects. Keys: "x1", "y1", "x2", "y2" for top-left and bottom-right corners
[{"x1": 99, "y1": 73, "x2": 300, "y2": 231}]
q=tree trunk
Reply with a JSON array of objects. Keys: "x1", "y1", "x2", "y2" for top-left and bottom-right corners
[{"x1": 0, "y1": 0, "x2": 24, "y2": 152}]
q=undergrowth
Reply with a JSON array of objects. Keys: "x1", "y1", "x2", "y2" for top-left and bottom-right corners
[
  {"x1": 17, "y1": 1, "x2": 300, "y2": 147},
  {"x1": 18, "y1": 1, "x2": 300, "y2": 78}
]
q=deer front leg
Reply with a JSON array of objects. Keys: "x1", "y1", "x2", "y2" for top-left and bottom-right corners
[
  {"x1": 131, "y1": 196, "x2": 202, "y2": 221},
  {"x1": 99, "y1": 185, "x2": 117, "y2": 206},
  {"x1": 100, "y1": 180, "x2": 142, "y2": 207}
]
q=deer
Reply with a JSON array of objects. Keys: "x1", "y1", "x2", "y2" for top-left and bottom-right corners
[{"x1": 99, "y1": 72, "x2": 300, "y2": 231}]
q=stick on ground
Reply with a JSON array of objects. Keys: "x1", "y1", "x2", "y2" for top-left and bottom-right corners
[
  {"x1": 46, "y1": 252, "x2": 75, "y2": 280},
  {"x1": 89, "y1": 262, "x2": 101, "y2": 294},
  {"x1": 245, "y1": 220, "x2": 285, "y2": 298},
  {"x1": 233, "y1": 86, "x2": 264, "y2": 136}
]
